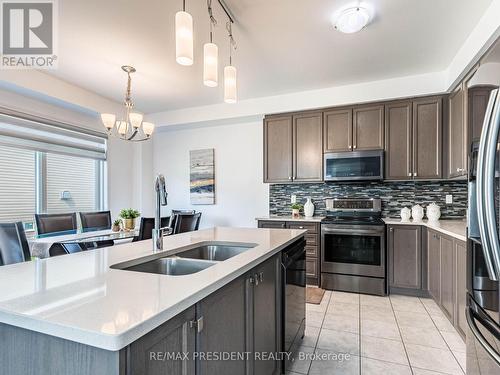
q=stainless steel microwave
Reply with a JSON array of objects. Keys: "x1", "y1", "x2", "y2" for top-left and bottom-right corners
[{"x1": 324, "y1": 150, "x2": 384, "y2": 181}]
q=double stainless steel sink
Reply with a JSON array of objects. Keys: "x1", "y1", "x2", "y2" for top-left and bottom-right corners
[{"x1": 114, "y1": 243, "x2": 256, "y2": 276}]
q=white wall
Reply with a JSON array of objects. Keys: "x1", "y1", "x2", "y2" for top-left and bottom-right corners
[{"x1": 153, "y1": 121, "x2": 268, "y2": 228}]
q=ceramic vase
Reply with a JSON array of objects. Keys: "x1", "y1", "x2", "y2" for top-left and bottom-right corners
[
  {"x1": 304, "y1": 197, "x2": 315, "y2": 217},
  {"x1": 411, "y1": 204, "x2": 424, "y2": 222}
]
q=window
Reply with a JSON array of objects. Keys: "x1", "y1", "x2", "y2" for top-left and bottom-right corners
[{"x1": 0, "y1": 110, "x2": 107, "y2": 231}]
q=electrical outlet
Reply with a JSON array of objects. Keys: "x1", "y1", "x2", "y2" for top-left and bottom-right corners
[
  {"x1": 445, "y1": 195, "x2": 453, "y2": 204},
  {"x1": 291, "y1": 195, "x2": 297, "y2": 204}
]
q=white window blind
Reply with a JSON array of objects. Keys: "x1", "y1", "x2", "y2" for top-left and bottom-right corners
[
  {"x1": 0, "y1": 144, "x2": 35, "y2": 224},
  {"x1": 46, "y1": 153, "x2": 98, "y2": 214}
]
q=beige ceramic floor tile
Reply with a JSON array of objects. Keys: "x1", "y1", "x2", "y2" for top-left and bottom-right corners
[
  {"x1": 360, "y1": 294, "x2": 392, "y2": 308},
  {"x1": 306, "y1": 311, "x2": 325, "y2": 328},
  {"x1": 317, "y1": 328, "x2": 360, "y2": 355},
  {"x1": 395, "y1": 310, "x2": 435, "y2": 329},
  {"x1": 327, "y1": 301, "x2": 359, "y2": 317},
  {"x1": 431, "y1": 315, "x2": 457, "y2": 332},
  {"x1": 309, "y1": 350, "x2": 360, "y2": 375},
  {"x1": 361, "y1": 335, "x2": 409, "y2": 365},
  {"x1": 301, "y1": 326, "x2": 320, "y2": 348},
  {"x1": 361, "y1": 319, "x2": 401, "y2": 341},
  {"x1": 405, "y1": 343, "x2": 464, "y2": 375},
  {"x1": 452, "y1": 351, "x2": 466, "y2": 373},
  {"x1": 360, "y1": 304, "x2": 396, "y2": 322},
  {"x1": 399, "y1": 325, "x2": 448, "y2": 349},
  {"x1": 288, "y1": 345, "x2": 314, "y2": 374},
  {"x1": 322, "y1": 313, "x2": 359, "y2": 334},
  {"x1": 361, "y1": 357, "x2": 412, "y2": 375},
  {"x1": 331, "y1": 291, "x2": 360, "y2": 304},
  {"x1": 440, "y1": 331, "x2": 466, "y2": 352}
]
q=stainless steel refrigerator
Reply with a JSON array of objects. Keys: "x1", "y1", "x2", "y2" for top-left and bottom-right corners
[{"x1": 467, "y1": 88, "x2": 500, "y2": 374}]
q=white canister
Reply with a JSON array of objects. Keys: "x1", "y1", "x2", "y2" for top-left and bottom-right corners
[
  {"x1": 400, "y1": 207, "x2": 411, "y2": 222},
  {"x1": 426, "y1": 203, "x2": 441, "y2": 222},
  {"x1": 304, "y1": 197, "x2": 315, "y2": 218},
  {"x1": 411, "y1": 204, "x2": 424, "y2": 222}
]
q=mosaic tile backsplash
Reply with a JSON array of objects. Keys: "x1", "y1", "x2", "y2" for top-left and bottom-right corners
[{"x1": 269, "y1": 181, "x2": 468, "y2": 219}]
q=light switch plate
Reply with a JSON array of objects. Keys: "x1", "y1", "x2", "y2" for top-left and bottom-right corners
[
  {"x1": 291, "y1": 194, "x2": 297, "y2": 204},
  {"x1": 446, "y1": 195, "x2": 453, "y2": 204}
]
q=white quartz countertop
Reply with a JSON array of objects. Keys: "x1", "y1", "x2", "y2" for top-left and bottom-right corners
[
  {"x1": 0, "y1": 227, "x2": 305, "y2": 351},
  {"x1": 256, "y1": 216, "x2": 325, "y2": 223},
  {"x1": 383, "y1": 219, "x2": 467, "y2": 242}
]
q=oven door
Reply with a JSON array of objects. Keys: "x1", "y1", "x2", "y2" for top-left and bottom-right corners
[
  {"x1": 324, "y1": 150, "x2": 384, "y2": 181},
  {"x1": 321, "y1": 224, "x2": 385, "y2": 278}
]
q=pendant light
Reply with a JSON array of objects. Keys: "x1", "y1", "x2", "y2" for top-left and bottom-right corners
[
  {"x1": 224, "y1": 21, "x2": 237, "y2": 103},
  {"x1": 203, "y1": 0, "x2": 218, "y2": 87},
  {"x1": 175, "y1": 0, "x2": 193, "y2": 66}
]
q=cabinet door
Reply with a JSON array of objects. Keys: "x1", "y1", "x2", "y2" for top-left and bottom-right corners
[
  {"x1": 323, "y1": 108, "x2": 352, "y2": 152},
  {"x1": 306, "y1": 258, "x2": 318, "y2": 279},
  {"x1": 264, "y1": 116, "x2": 293, "y2": 183},
  {"x1": 448, "y1": 87, "x2": 466, "y2": 178},
  {"x1": 252, "y1": 256, "x2": 280, "y2": 375},
  {"x1": 413, "y1": 97, "x2": 442, "y2": 179},
  {"x1": 455, "y1": 240, "x2": 467, "y2": 337},
  {"x1": 428, "y1": 230, "x2": 441, "y2": 302},
  {"x1": 258, "y1": 220, "x2": 286, "y2": 229},
  {"x1": 440, "y1": 235, "x2": 454, "y2": 321},
  {"x1": 293, "y1": 112, "x2": 323, "y2": 182},
  {"x1": 128, "y1": 307, "x2": 196, "y2": 375},
  {"x1": 469, "y1": 86, "x2": 497, "y2": 142},
  {"x1": 353, "y1": 105, "x2": 384, "y2": 150},
  {"x1": 388, "y1": 225, "x2": 422, "y2": 289},
  {"x1": 198, "y1": 277, "x2": 247, "y2": 375},
  {"x1": 385, "y1": 101, "x2": 413, "y2": 180}
]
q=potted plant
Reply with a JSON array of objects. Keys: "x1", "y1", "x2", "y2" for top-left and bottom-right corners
[
  {"x1": 119, "y1": 208, "x2": 140, "y2": 230},
  {"x1": 112, "y1": 219, "x2": 122, "y2": 232},
  {"x1": 291, "y1": 203, "x2": 302, "y2": 218}
]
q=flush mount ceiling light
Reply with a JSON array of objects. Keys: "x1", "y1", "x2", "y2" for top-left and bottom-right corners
[
  {"x1": 333, "y1": 6, "x2": 372, "y2": 34},
  {"x1": 100, "y1": 66, "x2": 155, "y2": 142}
]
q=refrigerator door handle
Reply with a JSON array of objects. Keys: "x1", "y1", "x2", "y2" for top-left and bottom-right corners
[{"x1": 477, "y1": 89, "x2": 500, "y2": 281}]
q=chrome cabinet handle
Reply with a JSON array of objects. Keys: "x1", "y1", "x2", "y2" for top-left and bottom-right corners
[
  {"x1": 353, "y1": 145, "x2": 357, "y2": 149},
  {"x1": 413, "y1": 172, "x2": 417, "y2": 177},
  {"x1": 259, "y1": 272, "x2": 264, "y2": 283},
  {"x1": 477, "y1": 89, "x2": 500, "y2": 280},
  {"x1": 408, "y1": 173, "x2": 412, "y2": 177},
  {"x1": 254, "y1": 273, "x2": 260, "y2": 286},
  {"x1": 288, "y1": 176, "x2": 292, "y2": 180}
]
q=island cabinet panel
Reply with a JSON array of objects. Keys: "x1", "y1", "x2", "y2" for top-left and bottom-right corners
[
  {"x1": 264, "y1": 116, "x2": 293, "y2": 183},
  {"x1": 128, "y1": 306, "x2": 196, "y2": 375},
  {"x1": 448, "y1": 86, "x2": 466, "y2": 178},
  {"x1": 428, "y1": 230, "x2": 441, "y2": 302},
  {"x1": 469, "y1": 86, "x2": 497, "y2": 142},
  {"x1": 385, "y1": 101, "x2": 413, "y2": 180},
  {"x1": 388, "y1": 225, "x2": 422, "y2": 290},
  {"x1": 352, "y1": 104, "x2": 384, "y2": 151},
  {"x1": 197, "y1": 276, "x2": 248, "y2": 375},
  {"x1": 258, "y1": 220, "x2": 286, "y2": 229},
  {"x1": 323, "y1": 108, "x2": 352, "y2": 152},
  {"x1": 454, "y1": 239, "x2": 467, "y2": 338},
  {"x1": 293, "y1": 112, "x2": 323, "y2": 182},
  {"x1": 440, "y1": 234, "x2": 455, "y2": 321},
  {"x1": 413, "y1": 97, "x2": 442, "y2": 179}
]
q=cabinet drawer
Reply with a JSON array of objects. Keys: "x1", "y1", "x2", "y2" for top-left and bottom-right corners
[
  {"x1": 306, "y1": 246, "x2": 318, "y2": 257},
  {"x1": 305, "y1": 234, "x2": 318, "y2": 246},
  {"x1": 287, "y1": 222, "x2": 318, "y2": 234},
  {"x1": 306, "y1": 258, "x2": 318, "y2": 278},
  {"x1": 258, "y1": 221, "x2": 286, "y2": 229}
]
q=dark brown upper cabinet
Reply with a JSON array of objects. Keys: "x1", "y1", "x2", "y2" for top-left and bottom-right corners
[
  {"x1": 353, "y1": 104, "x2": 385, "y2": 151},
  {"x1": 323, "y1": 108, "x2": 352, "y2": 152},
  {"x1": 293, "y1": 112, "x2": 323, "y2": 182},
  {"x1": 413, "y1": 97, "x2": 442, "y2": 180},
  {"x1": 468, "y1": 85, "x2": 497, "y2": 142},
  {"x1": 263, "y1": 116, "x2": 293, "y2": 183},
  {"x1": 385, "y1": 101, "x2": 413, "y2": 180},
  {"x1": 263, "y1": 112, "x2": 322, "y2": 183},
  {"x1": 448, "y1": 85, "x2": 467, "y2": 178}
]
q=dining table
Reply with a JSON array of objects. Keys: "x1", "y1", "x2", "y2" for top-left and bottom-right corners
[{"x1": 29, "y1": 229, "x2": 138, "y2": 258}]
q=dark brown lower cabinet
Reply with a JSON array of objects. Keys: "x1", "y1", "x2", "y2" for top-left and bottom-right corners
[
  {"x1": 454, "y1": 240, "x2": 467, "y2": 338},
  {"x1": 440, "y1": 235, "x2": 454, "y2": 321},
  {"x1": 388, "y1": 225, "x2": 422, "y2": 290},
  {"x1": 428, "y1": 230, "x2": 441, "y2": 302}
]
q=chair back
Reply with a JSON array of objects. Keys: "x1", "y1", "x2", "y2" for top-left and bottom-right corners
[
  {"x1": 169, "y1": 210, "x2": 196, "y2": 231},
  {"x1": 35, "y1": 213, "x2": 77, "y2": 238},
  {"x1": 134, "y1": 217, "x2": 170, "y2": 242},
  {"x1": 79, "y1": 211, "x2": 112, "y2": 232},
  {"x1": 0, "y1": 222, "x2": 31, "y2": 266},
  {"x1": 49, "y1": 242, "x2": 86, "y2": 257},
  {"x1": 173, "y1": 213, "x2": 202, "y2": 234}
]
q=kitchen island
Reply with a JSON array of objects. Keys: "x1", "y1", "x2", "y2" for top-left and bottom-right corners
[{"x1": 0, "y1": 227, "x2": 306, "y2": 375}]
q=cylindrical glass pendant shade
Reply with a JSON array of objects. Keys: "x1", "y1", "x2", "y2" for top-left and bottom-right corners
[
  {"x1": 224, "y1": 65, "x2": 237, "y2": 103},
  {"x1": 203, "y1": 43, "x2": 218, "y2": 87},
  {"x1": 175, "y1": 11, "x2": 194, "y2": 66}
]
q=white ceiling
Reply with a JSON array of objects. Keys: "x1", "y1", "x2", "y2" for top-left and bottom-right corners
[{"x1": 48, "y1": 0, "x2": 493, "y2": 113}]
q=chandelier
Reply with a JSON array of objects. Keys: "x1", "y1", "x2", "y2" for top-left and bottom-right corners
[{"x1": 100, "y1": 66, "x2": 155, "y2": 142}]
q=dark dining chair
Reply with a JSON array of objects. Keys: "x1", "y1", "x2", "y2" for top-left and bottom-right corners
[
  {"x1": 79, "y1": 211, "x2": 112, "y2": 232},
  {"x1": 169, "y1": 210, "x2": 196, "y2": 232},
  {"x1": 172, "y1": 212, "x2": 202, "y2": 234},
  {"x1": 133, "y1": 217, "x2": 170, "y2": 242},
  {"x1": 49, "y1": 242, "x2": 87, "y2": 257},
  {"x1": 35, "y1": 213, "x2": 78, "y2": 238},
  {"x1": 0, "y1": 222, "x2": 31, "y2": 266}
]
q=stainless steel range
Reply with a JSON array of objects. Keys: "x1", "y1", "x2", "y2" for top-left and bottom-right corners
[{"x1": 321, "y1": 198, "x2": 386, "y2": 296}]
